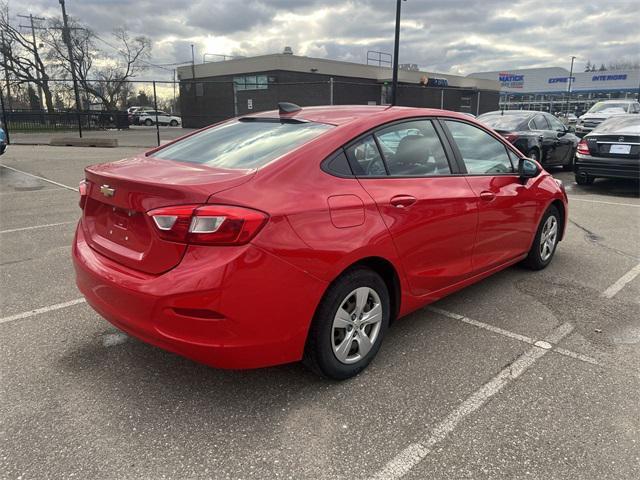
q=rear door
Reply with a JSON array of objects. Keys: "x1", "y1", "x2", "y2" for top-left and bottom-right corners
[
  {"x1": 441, "y1": 119, "x2": 539, "y2": 273},
  {"x1": 545, "y1": 113, "x2": 574, "y2": 164},
  {"x1": 347, "y1": 119, "x2": 478, "y2": 297},
  {"x1": 529, "y1": 114, "x2": 557, "y2": 163}
]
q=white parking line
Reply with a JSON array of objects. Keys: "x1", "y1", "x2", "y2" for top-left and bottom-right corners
[
  {"x1": 568, "y1": 197, "x2": 640, "y2": 208},
  {"x1": 0, "y1": 298, "x2": 86, "y2": 325},
  {"x1": 601, "y1": 262, "x2": 640, "y2": 299},
  {"x1": 0, "y1": 164, "x2": 78, "y2": 192},
  {"x1": 427, "y1": 306, "x2": 599, "y2": 366},
  {"x1": 372, "y1": 322, "x2": 574, "y2": 480},
  {"x1": 0, "y1": 221, "x2": 76, "y2": 234}
]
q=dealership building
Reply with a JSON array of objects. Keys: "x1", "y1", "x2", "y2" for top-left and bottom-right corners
[
  {"x1": 468, "y1": 67, "x2": 640, "y2": 114},
  {"x1": 177, "y1": 53, "x2": 500, "y2": 127}
]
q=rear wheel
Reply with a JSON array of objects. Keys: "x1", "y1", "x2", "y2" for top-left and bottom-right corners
[
  {"x1": 575, "y1": 172, "x2": 594, "y2": 185},
  {"x1": 303, "y1": 267, "x2": 389, "y2": 380},
  {"x1": 523, "y1": 205, "x2": 560, "y2": 270},
  {"x1": 562, "y1": 150, "x2": 575, "y2": 171},
  {"x1": 144, "y1": 118, "x2": 153, "y2": 126}
]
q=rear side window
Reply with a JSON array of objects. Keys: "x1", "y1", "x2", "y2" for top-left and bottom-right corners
[
  {"x1": 530, "y1": 114, "x2": 549, "y2": 130},
  {"x1": 445, "y1": 120, "x2": 515, "y2": 174},
  {"x1": 154, "y1": 119, "x2": 332, "y2": 169},
  {"x1": 375, "y1": 120, "x2": 451, "y2": 176},
  {"x1": 345, "y1": 136, "x2": 387, "y2": 176}
]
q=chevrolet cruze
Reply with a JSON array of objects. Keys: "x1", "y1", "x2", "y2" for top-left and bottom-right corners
[{"x1": 73, "y1": 104, "x2": 568, "y2": 379}]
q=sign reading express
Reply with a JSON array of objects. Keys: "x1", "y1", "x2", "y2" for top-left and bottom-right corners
[
  {"x1": 499, "y1": 72, "x2": 524, "y2": 89},
  {"x1": 548, "y1": 77, "x2": 575, "y2": 84}
]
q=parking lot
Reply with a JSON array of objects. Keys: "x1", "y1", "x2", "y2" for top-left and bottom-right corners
[{"x1": 1, "y1": 144, "x2": 639, "y2": 479}]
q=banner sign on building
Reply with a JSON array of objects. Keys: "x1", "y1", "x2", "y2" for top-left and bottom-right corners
[{"x1": 498, "y1": 72, "x2": 524, "y2": 89}]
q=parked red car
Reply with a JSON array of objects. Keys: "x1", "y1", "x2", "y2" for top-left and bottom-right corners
[{"x1": 73, "y1": 104, "x2": 568, "y2": 379}]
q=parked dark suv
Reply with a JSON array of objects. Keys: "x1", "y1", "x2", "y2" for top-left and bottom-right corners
[{"x1": 477, "y1": 111, "x2": 579, "y2": 170}]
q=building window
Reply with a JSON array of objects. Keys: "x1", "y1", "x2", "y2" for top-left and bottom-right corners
[
  {"x1": 195, "y1": 83, "x2": 204, "y2": 97},
  {"x1": 234, "y1": 75, "x2": 268, "y2": 91}
]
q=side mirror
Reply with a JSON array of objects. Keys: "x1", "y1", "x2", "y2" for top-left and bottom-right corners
[
  {"x1": 518, "y1": 158, "x2": 539, "y2": 179},
  {"x1": 567, "y1": 125, "x2": 575, "y2": 133}
]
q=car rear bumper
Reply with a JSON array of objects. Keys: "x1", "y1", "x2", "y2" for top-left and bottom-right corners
[
  {"x1": 73, "y1": 222, "x2": 327, "y2": 369},
  {"x1": 575, "y1": 154, "x2": 640, "y2": 180}
]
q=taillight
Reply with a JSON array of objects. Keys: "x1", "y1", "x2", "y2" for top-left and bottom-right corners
[
  {"x1": 147, "y1": 204, "x2": 268, "y2": 245},
  {"x1": 78, "y1": 180, "x2": 88, "y2": 209},
  {"x1": 577, "y1": 139, "x2": 589, "y2": 155},
  {"x1": 502, "y1": 132, "x2": 519, "y2": 143}
]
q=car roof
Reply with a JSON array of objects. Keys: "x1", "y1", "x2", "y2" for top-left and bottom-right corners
[
  {"x1": 243, "y1": 105, "x2": 474, "y2": 126},
  {"x1": 480, "y1": 110, "x2": 536, "y2": 117},
  {"x1": 598, "y1": 99, "x2": 637, "y2": 103}
]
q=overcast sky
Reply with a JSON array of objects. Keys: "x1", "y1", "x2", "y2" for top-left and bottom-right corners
[{"x1": 15, "y1": 0, "x2": 640, "y2": 78}]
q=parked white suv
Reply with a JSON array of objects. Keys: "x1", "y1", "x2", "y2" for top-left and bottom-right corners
[
  {"x1": 576, "y1": 99, "x2": 640, "y2": 136},
  {"x1": 137, "y1": 111, "x2": 182, "y2": 127}
]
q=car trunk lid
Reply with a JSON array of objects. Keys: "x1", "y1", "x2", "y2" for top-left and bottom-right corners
[{"x1": 81, "y1": 154, "x2": 254, "y2": 274}]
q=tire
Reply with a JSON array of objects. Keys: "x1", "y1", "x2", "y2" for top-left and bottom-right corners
[
  {"x1": 523, "y1": 205, "x2": 560, "y2": 270},
  {"x1": 562, "y1": 150, "x2": 575, "y2": 171},
  {"x1": 575, "y1": 172, "x2": 594, "y2": 185},
  {"x1": 303, "y1": 267, "x2": 390, "y2": 380},
  {"x1": 528, "y1": 148, "x2": 541, "y2": 163},
  {"x1": 144, "y1": 118, "x2": 153, "y2": 126},
  {"x1": 169, "y1": 120, "x2": 178, "y2": 127}
]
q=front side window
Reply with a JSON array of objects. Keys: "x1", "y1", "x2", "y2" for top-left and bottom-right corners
[
  {"x1": 345, "y1": 136, "x2": 387, "y2": 176},
  {"x1": 445, "y1": 121, "x2": 515, "y2": 174},
  {"x1": 375, "y1": 120, "x2": 451, "y2": 176},
  {"x1": 154, "y1": 119, "x2": 332, "y2": 169}
]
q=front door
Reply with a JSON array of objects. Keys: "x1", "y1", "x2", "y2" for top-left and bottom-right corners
[
  {"x1": 441, "y1": 119, "x2": 539, "y2": 273},
  {"x1": 345, "y1": 119, "x2": 478, "y2": 297}
]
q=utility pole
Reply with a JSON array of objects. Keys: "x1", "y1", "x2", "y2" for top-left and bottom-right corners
[
  {"x1": 565, "y1": 55, "x2": 576, "y2": 117},
  {"x1": 18, "y1": 13, "x2": 46, "y2": 110},
  {"x1": 390, "y1": 0, "x2": 405, "y2": 106},
  {"x1": 59, "y1": 0, "x2": 83, "y2": 137}
]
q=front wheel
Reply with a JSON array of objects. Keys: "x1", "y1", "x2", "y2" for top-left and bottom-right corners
[
  {"x1": 523, "y1": 205, "x2": 560, "y2": 270},
  {"x1": 169, "y1": 120, "x2": 178, "y2": 126},
  {"x1": 303, "y1": 267, "x2": 389, "y2": 380},
  {"x1": 528, "y1": 148, "x2": 541, "y2": 164},
  {"x1": 144, "y1": 118, "x2": 153, "y2": 126}
]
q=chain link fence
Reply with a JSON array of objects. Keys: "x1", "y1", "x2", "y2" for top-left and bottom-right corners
[{"x1": 0, "y1": 78, "x2": 499, "y2": 148}]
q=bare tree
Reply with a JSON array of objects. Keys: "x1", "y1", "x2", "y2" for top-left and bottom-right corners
[
  {"x1": 0, "y1": 2, "x2": 55, "y2": 111},
  {"x1": 607, "y1": 59, "x2": 640, "y2": 71},
  {"x1": 46, "y1": 19, "x2": 151, "y2": 110}
]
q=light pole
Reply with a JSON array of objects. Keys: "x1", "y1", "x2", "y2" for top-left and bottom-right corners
[
  {"x1": 565, "y1": 55, "x2": 576, "y2": 116},
  {"x1": 59, "y1": 0, "x2": 83, "y2": 137},
  {"x1": 390, "y1": 0, "x2": 405, "y2": 106}
]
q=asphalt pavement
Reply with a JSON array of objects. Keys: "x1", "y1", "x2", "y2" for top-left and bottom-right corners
[{"x1": 1, "y1": 145, "x2": 638, "y2": 480}]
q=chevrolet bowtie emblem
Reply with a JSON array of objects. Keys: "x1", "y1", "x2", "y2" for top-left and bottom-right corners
[{"x1": 100, "y1": 184, "x2": 116, "y2": 197}]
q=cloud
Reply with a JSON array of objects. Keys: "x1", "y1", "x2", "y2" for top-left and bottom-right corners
[{"x1": 14, "y1": 0, "x2": 640, "y2": 78}]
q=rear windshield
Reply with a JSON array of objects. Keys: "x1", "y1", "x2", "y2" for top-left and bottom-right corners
[
  {"x1": 477, "y1": 114, "x2": 527, "y2": 130},
  {"x1": 593, "y1": 115, "x2": 640, "y2": 135},
  {"x1": 153, "y1": 119, "x2": 332, "y2": 169}
]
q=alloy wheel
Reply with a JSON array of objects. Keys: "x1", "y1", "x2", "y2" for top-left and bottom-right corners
[
  {"x1": 540, "y1": 215, "x2": 558, "y2": 261},
  {"x1": 331, "y1": 287, "x2": 382, "y2": 364}
]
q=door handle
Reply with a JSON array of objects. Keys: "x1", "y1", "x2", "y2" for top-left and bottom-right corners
[
  {"x1": 479, "y1": 191, "x2": 496, "y2": 202},
  {"x1": 390, "y1": 195, "x2": 417, "y2": 208}
]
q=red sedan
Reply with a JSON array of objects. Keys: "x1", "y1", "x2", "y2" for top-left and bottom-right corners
[{"x1": 73, "y1": 104, "x2": 568, "y2": 379}]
